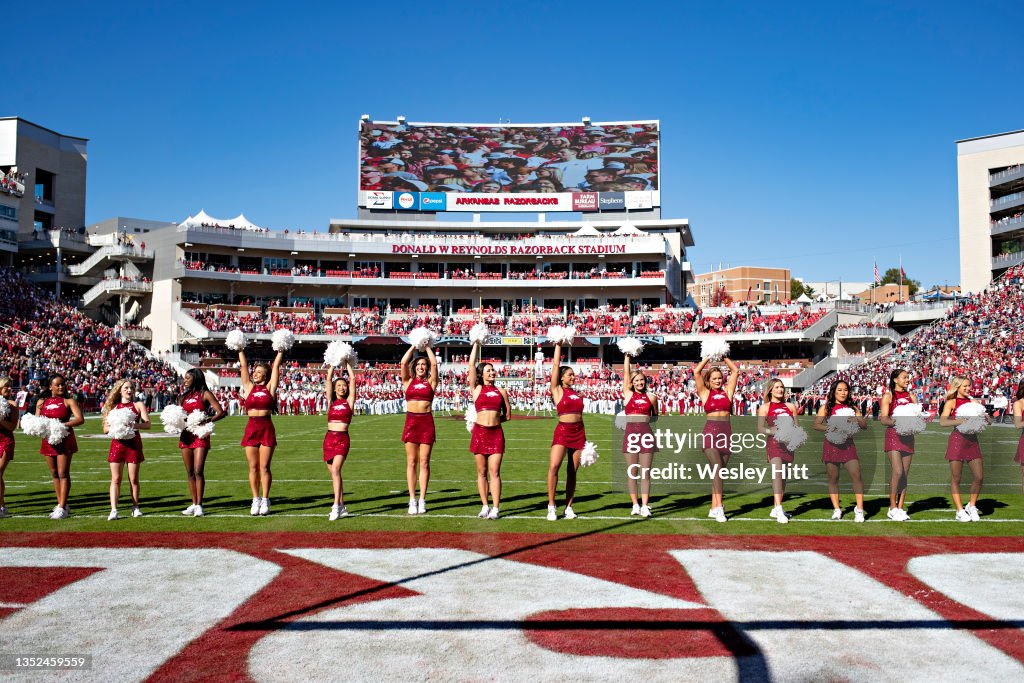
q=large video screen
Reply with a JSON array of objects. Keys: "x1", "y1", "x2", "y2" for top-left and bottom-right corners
[{"x1": 358, "y1": 119, "x2": 660, "y2": 212}]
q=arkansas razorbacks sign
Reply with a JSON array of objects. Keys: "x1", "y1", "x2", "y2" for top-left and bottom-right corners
[{"x1": 1, "y1": 532, "x2": 1022, "y2": 682}]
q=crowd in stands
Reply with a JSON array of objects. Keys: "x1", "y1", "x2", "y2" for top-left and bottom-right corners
[
  {"x1": 805, "y1": 265, "x2": 1024, "y2": 414},
  {"x1": 0, "y1": 267, "x2": 179, "y2": 412},
  {"x1": 633, "y1": 306, "x2": 827, "y2": 335},
  {"x1": 1, "y1": 169, "x2": 26, "y2": 196}
]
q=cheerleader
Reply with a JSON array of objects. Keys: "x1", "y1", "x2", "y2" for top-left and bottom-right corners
[
  {"x1": 757, "y1": 378, "x2": 800, "y2": 524},
  {"x1": 878, "y1": 368, "x2": 916, "y2": 521},
  {"x1": 939, "y1": 377, "x2": 987, "y2": 522},
  {"x1": 813, "y1": 380, "x2": 866, "y2": 522},
  {"x1": 324, "y1": 361, "x2": 356, "y2": 520},
  {"x1": 400, "y1": 343, "x2": 438, "y2": 514},
  {"x1": 0, "y1": 378, "x2": 16, "y2": 518},
  {"x1": 1013, "y1": 379, "x2": 1024, "y2": 495},
  {"x1": 547, "y1": 340, "x2": 585, "y2": 521},
  {"x1": 102, "y1": 379, "x2": 151, "y2": 520},
  {"x1": 693, "y1": 356, "x2": 739, "y2": 522},
  {"x1": 622, "y1": 355, "x2": 658, "y2": 517},
  {"x1": 239, "y1": 348, "x2": 284, "y2": 516},
  {"x1": 36, "y1": 374, "x2": 84, "y2": 519},
  {"x1": 468, "y1": 340, "x2": 511, "y2": 519},
  {"x1": 179, "y1": 369, "x2": 225, "y2": 517}
]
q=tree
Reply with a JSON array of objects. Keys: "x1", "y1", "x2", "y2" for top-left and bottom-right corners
[
  {"x1": 791, "y1": 279, "x2": 816, "y2": 299},
  {"x1": 879, "y1": 267, "x2": 920, "y2": 296}
]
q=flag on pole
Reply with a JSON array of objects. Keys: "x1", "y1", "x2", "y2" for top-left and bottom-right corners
[
  {"x1": 874, "y1": 261, "x2": 880, "y2": 284},
  {"x1": 900, "y1": 265, "x2": 907, "y2": 280}
]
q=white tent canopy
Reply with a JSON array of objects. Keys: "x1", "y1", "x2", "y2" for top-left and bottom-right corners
[
  {"x1": 612, "y1": 223, "x2": 643, "y2": 235},
  {"x1": 179, "y1": 210, "x2": 265, "y2": 232},
  {"x1": 796, "y1": 293, "x2": 812, "y2": 303},
  {"x1": 572, "y1": 225, "x2": 602, "y2": 236}
]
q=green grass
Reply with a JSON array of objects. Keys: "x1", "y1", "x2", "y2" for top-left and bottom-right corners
[{"x1": 2, "y1": 413, "x2": 1022, "y2": 536}]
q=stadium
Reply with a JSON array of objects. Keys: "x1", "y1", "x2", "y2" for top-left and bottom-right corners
[{"x1": 2, "y1": 109, "x2": 1024, "y2": 682}]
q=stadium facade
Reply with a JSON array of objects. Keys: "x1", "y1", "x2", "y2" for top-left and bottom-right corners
[{"x1": 957, "y1": 128, "x2": 1024, "y2": 293}]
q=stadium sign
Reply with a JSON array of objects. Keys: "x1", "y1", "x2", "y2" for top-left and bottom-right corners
[
  {"x1": 3, "y1": 534, "x2": 1022, "y2": 680},
  {"x1": 391, "y1": 243, "x2": 628, "y2": 256}
]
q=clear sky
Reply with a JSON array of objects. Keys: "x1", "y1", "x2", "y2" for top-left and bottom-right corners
[{"x1": 7, "y1": 1, "x2": 1023, "y2": 288}]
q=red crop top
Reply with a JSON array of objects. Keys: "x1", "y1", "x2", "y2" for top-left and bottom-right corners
[
  {"x1": 952, "y1": 397, "x2": 975, "y2": 416},
  {"x1": 182, "y1": 391, "x2": 206, "y2": 414},
  {"x1": 766, "y1": 402, "x2": 792, "y2": 425},
  {"x1": 886, "y1": 391, "x2": 913, "y2": 417},
  {"x1": 245, "y1": 385, "x2": 275, "y2": 411},
  {"x1": 703, "y1": 389, "x2": 731, "y2": 414},
  {"x1": 41, "y1": 397, "x2": 70, "y2": 421},
  {"x1": 327, "y1": 399, "x2": 352, "y2": 424},
  {"x1": 625, "y1": 392, "x2": 654, "y2": 416},
  {"x1": 475, "y1": 386, "x2": 503, "y2": 412},
  {"x1": 405, "y1": 379, "x2": 435, "y2": 402},
  {"x1": 556, "y1": 389, "x2": 584, "y2": 415}
]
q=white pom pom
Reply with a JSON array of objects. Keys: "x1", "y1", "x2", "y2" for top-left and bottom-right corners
[
  {"x1": 324, "y1": 340, "x2": 354, "y2": 368},
  {"x1": 616, "y1": 337, "x2": 644, "y2": 357},
  {"x1": 0, "y1": 400, "x2": 9, "y2": 421},
  {"x1": 408, "y1": 327, "x2": 438, "y2": 351},
  {"x1": 546, "y1": 325, "x2": 564, "y2": 344},
  {"x1": 465, "y1": 404, "x2": 477, "y2": 433},
  {"x1": 892, "y1": 403, "x2": 927, "y2": 436},
  {"x1": 826, "y1": 408, "x2": 860, "y2": 445},
  {"x1": 106, "y1": 407, "x2": 138, "y2": 440},
  {"x1": 614, "y1": 412, "x2": 628, "y2": 431},
  {"x1": 46, "y1": 419, "x2": 69, "y2": 446},
  {"x1": 226, "y1": 329, "x2": 247, "y2": 351},
  {"x1": 580, "y1": 441, "x2": 600, "y2": 467},
  {"x1": 20, "y1": 413, "x2": 51, "y2": 438},
  {"x1": 700, "y1": 338, "x2": 730, "y2": 360},
  {"x1": 272, "y1": 328, "x2": 295, "y2": 352},
  {"x1": 469, "y1": 322, "x2": 489, "y2": 345},
  {"x1": 772, "y1": 415, "x2": 808, "y2": 452},
  {"x1": 161, "y1": 404, "x2": 187, "y2": 435},
  {"x1": 546, "y1": 325, "x2": 575, "y2": 346},
  {"x1": 955, "y1": 402, "x2": 987, "y2": 435},
  {"x1": 186, "y1": 410, "x2": 215, "y2": 439}
]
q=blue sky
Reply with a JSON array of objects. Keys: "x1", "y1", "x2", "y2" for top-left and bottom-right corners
[{"x1": 8, "y1": 1, "x2": 1023, "y2": 287}]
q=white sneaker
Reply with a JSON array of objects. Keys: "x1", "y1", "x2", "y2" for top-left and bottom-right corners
[
  {"x1": 887, "y1": 507, "x2": 906, "y2": 521},
  {"x1": 418, "y1": 499, "x2": 426, "y2": 514},
  {"x1": 193, "y1": 504, "x2": 204, "y2": 517},
  {"x1": 639, "y1": 505, "x2": 652, "y2": 518},
  {"x1": 708, "y1": 506, "x2": 719, "y2": 519},
  {"x1": 563, "y1": 506, "x2": 577, "y2": 520},
  {"x1": 258, "y1": 498, "x2": 270, "y2": 516},
  {"x1": 132, "y1": 507, "x2": 143, "y2": 518},
  {"x1": 54, "y1": 506, "x2": 68, "y2": 520},
  {"x1": 329, "y1": 505, "x2": 340, "y2": 521},
  {"x1": 854, "y1": 508, "x2": 865, "y2": 523},
  {"x1": 955, "y1": 509, "x2": 971, "y2": 522},
  {"x1": 250, "y1": 497, "x2": 262, "y2": 516},
  {"x1": 631, "y1": 503, "x2": 641, "y2": 516},
  {"x1": 478, "y1": 505, "x2": 490, "y2": 518},
  {"x1": 182, "y1": 504, "x2": 196, "y2": 516},
  {"x1": 408, "y1": 500, "x2": 418, "y2": 515},
  {"x1": 108, "y1": 509, "x2": 119, "y2": 521},
  {"x1": 965, "y1": 503, "x2": 980, "y2": 522},
  {"x1": 777, "y1": 511, "x2": 789, "y2": 524},
  {"x1": 831, "y1": 508, "x2": 843, "y2": 521},
  {"x1": 546, "y1": 505, "x2": 557, "y2": 521},
  {"x1": 337, "y1": 506, "x2": 348, "y2": 517},
  {"x1": 0, "y1": 505, "x2": 8, "y2": 518},
  {"x1": 900, "y1": 509, "x2": 911, "y2": 521},
  {"x1": 713, "y1": 508, "x2": 727, "y2": 523},
  {"x1": 487, "y1": 507, "x2": 499, "y2": 520},
  {"x1": 769, "y1": 506, "x2": 780, "y2": 519}
]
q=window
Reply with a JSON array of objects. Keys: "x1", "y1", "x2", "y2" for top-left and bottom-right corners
[
  {"x1": 34, "y1": 169, "x2": 55, "y2": 202},
  {"x1": 0, "y1": 205, "x2": 16, "y2": 221},
  {"x1": 33, "y1": 211, "x2": 53, "y2": 232},
  {"x1": 264, "y1": 257, "x2": 290, "y2": 271}
]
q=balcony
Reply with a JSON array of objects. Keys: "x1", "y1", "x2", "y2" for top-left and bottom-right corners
[
  {"x1": 835, "y1": 325, "x2": 901, "y2": 342},
  {"x1": 992, "y1": 251, "x2": 1024, "y2": 270},
  {"x1": 20, "y1": 230, "x2": 94, "y2": 253},
  {"x1": 120, "y1": 327, "x2": 153, "y2": 341},
  {"x1": 990, "y1": 191, "x2": 1024, "y2": 214},
  {"x1": 82, "y1": 278, "x2": 153, "y2": 307},
  {"x1": 991, "y1": 215, "x2": 1024, "y2": 237},
  {"x1": 990, "y1": 165, "x2": 1024, "y2": 188}
]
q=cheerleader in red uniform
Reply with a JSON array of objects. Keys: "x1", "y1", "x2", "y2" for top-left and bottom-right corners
[
  {"x1": 468, "y1": 340, "x2": 511, "y2": 519},
  {"x1": 547, "y1": 340, "x2": 585, "y2": 521},
  {"x1": 102, "y1": 379, "x2": 151, "y2": 520},
  {"x1": 813, "y1": 380, "x2": 867, "y2": 522},
  {"x1": 324, "y1": 361, "x2": 356, "y2": 520},
  {"x1": 757, "y1": 378, "x2": 800, "y2": 524},
  {"x1": 239, "y1": 347, "x2": 284, "y2": 516},
  {"x1": 939, "y1": 377, "x2": 987, "y2": 522},
  {"x1": 878, "y1": 368, "x2": 917, "y2": 521},
  {"x1": 0, "y1": 378, "x2": 16, "y2": 518},
  {"x1": 400, "y1": 343, "x2": 438, "y2": 514},
  {"x1": 179, "y1": 369, "x2": 225, "y2": 517},
  {"x1": 693, "y1": 355, "x2": 739, "y2": 522},
  {"x1": 1013, "y1": 379, "x2": 1024, "y2": 495},
  {"x1": 622, "y1": 354, "x2": 658, "y2": 517},
  {"x1": 36, "y1": 374, "x2": 84, "y2": 520}
]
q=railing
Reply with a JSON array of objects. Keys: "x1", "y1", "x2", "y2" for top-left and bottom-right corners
[
  {"x1": 791, "y1": 357, "x2": 838, "y2": 389},
  {"x1": 991, "y1": 215, "x2": 1024, "y2": 234},
  {"x1": 82, "y1": 279, "x2": 153, "y2": 305},
  {"x1": 69, "y1": 245, "x2": 155, "y2": 276},
  {"x1": 993, "y1": 251, "x2": 1024, "y2": 269},
  {"x1": 990, "y1": 165, "x2": 1024, "y2": 185},
  {"x1": 119, "y1": 327, "x2": 152, "y2": 341},
  {"x1": 991, "y1": 191, "x2": 1024, "y2": 208},
  {"x1": 835, "y1": 326, "x2": 901, "y2": 341}
]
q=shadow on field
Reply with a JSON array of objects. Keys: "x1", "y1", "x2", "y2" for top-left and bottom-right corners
[{"x1": 225, "y1": 519, "x2": 773, "y2": 679}]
